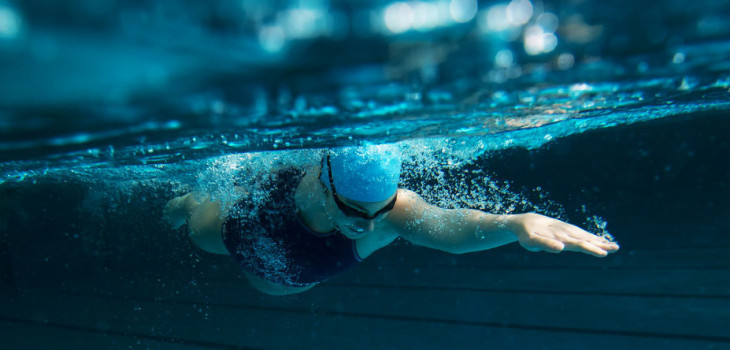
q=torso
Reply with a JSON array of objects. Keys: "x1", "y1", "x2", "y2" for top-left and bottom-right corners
[
  {"x1": 295, "y1": 168, "x2": 399, "y2": 259},
  {"x1": 222, "y1": 168, "x2": 365, "y2": 287}
]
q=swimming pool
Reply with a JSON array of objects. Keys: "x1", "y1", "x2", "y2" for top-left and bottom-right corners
[{"x1": 1, "y1": 0, "x2": 729, "y2": 348}]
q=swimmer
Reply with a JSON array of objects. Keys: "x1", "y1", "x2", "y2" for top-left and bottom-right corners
[{"x1": 164, "y1": 145, "x2": 619, "y2": 295}]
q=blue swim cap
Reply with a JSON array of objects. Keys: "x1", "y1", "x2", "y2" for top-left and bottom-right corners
[{"x1": 320, "y1": 145, "x2": 402, "y2": 203}]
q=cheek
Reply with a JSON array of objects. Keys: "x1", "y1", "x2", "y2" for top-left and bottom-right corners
[
  {"x1": 351, "y1": 219, "x2": 369, "y2": 227},
  {"x1": 332, "y1": 212, "x2": 356, "y2": 226}
]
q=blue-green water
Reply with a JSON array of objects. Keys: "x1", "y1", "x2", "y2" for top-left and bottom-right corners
[
  {"x1": 1, "y1": 0, "x2": 730, "y2": 349},
  {"x1": 1, "y1": 0, "x2": 729, "y2": 184}
]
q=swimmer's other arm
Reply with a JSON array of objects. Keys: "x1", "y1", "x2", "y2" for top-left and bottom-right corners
[{"x1": 387, "y1": 190, "x2": 619, "y2": 257}]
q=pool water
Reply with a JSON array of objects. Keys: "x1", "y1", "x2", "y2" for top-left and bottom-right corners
[{"x1": 1, "y1": 0, "x2": 729, "y2": 349}]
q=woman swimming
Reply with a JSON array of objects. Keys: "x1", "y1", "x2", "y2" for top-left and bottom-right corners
[{"x1": 164, "y1": 145, "x2": 619, "y2": 295}]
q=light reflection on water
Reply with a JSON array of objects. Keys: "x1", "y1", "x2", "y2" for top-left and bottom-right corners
[
  {"x1": 1, "y1": 0, "x2": 730, "y2": 184},
  {"x1": 2, "y1": 65, "x2": 730, "y2": 184}
]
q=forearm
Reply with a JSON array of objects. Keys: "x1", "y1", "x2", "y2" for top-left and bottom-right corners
[
  {"x1": 438, "y1": 210, "x2": 620, "y2": 257},
  {"x1": 439, "y1": 209, "x2": 520, "y2": 254},
  {"x1": 392, "y1": 189, "x2": 521, "y2": 254},
  {"x1": 400, "y1": 206, "x2": 520, "y2": 254}
]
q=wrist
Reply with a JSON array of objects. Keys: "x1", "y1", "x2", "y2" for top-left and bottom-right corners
[{"x1": 502, "y1": 214, "x2": 526, "y2": 238}]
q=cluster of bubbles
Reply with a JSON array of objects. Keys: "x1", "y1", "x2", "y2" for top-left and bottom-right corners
[
  {"x1": 398, "y1": 139, "x2": 564, "y2": 214},
  {"x1": 194, "y1": 150, "x2": 319, "y2": 214}
]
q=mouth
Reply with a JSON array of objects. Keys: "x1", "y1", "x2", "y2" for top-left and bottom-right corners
[{"x1": 343, "y1": 226, "x2": 366, "y2": 237}]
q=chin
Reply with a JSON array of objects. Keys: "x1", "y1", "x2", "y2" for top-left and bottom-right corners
[{"x1": 342, "y1": 228, "x2": 367, "y2": 239}]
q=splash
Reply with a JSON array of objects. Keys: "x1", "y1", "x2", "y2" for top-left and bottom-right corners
[
  {"x1": 194, "y1": 150, "x2": 320, "y2": 216},
  {"x1": 399, "y1": 139, "x2": 564, "y2": 215}
]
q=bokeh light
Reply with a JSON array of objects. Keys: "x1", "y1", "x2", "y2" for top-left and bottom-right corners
[
  {"x1": 495, "y1": 49, "x2": 514, "y2": 68},
  {"x1": 482, "y1": 4, "x2": 511, "y2": 32},
  {"x1": 258, "y1": 25, "x2": 287, "y2": 53},
  {"x1": 411, "y1": 2, "x2": 450, "y2": 30},
  {"x1": 449, "y1": 0, "x2": 478, "y2": 23},
  {"x1": 506, "y1": 0, "x2": 533, "y2": 26},
  {"x1": 524, "y1": 25, "x2": 558, "y2": 55},
  {"x1": 672, "y1": 52, "x2": 686, "y2": 64},
  {"x1": 384, "y1": 2, "x2": 415, "y2": 34},
  {"x1": 0, "y1": 3, "x2": 22, "y2": 40},
  {"x1": 536, "y1": 12, "x2": 559, "y2": 33},
  {"x1": 556, "y1": 53, "x2": 575, "y2": 69},
  {"x1": 278, "y1": 8, "x2": 332, "y2": 39}
]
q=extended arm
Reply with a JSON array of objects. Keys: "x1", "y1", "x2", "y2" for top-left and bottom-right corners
[{"x1": 386, "y1": 189, "x2": 619, "y2": 257}]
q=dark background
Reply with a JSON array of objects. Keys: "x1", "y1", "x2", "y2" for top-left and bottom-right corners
[{"x1": 1, "y1": 109, "x2": 728, "y2": 349}]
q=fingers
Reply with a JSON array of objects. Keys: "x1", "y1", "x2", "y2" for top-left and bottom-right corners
[
  {"x1": 524, "y1": 226, "x2": 618, "y2": 258},
  {"x1": 560, "y1": 222, "x2": 610, "y2": 242},
  {"x1": 554, "y1": 222, "x2": 620, "y2": 254},
  {"x1": 521, "y1": 232, "x2": 565, "y2": 253},
  {"x1": 517, "y1": 214, "x2": 621, "y2": 258},
  {"x1": 547, "y1": 229, "x2": 593, "y2": 256},
  {"x1": 565, "y1": 238, "x2": 609, "y2": 257},
  {"x1": 594, "y1": 240, "x2": 620, "y2": 253}
]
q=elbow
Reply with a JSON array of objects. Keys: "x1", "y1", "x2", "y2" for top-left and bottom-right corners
[{"x1": 437, "y1": 234, "x2": 487, "y2": 254}]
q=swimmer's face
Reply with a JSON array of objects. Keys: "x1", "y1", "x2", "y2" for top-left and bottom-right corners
[
  {"x1": 331, "y1": 193, "x2": 396, "y2": 239},
  {"x1": 321, "y1": 155, "x2": 398, "y2": 239}
]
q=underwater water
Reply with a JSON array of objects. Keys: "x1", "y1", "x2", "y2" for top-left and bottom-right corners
[{"x1": 1, "y1": 0, "x2": 730, "y2": 349}]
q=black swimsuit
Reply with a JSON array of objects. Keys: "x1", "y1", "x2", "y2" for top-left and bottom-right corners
[{"x1": 222, "y1": 168, "x2": 362, "y2": 287}]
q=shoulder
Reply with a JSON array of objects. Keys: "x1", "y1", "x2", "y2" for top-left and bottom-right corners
[{"x1": 389, "y1": 189, "x2": 436, "y2": 221}]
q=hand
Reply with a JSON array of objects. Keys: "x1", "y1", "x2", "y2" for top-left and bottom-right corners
[
  {"x1": 508, "y1": 213, "x2": 619, "y2": 257},
  {"x1": 163, "y1": 193, "x2": 196, "y2": 229}
]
